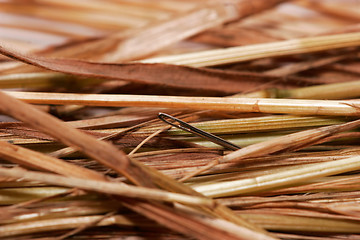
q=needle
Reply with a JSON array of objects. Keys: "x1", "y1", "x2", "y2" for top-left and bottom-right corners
[{"x1": 158, "y1": 113, "x2": 240, "y2": 151}]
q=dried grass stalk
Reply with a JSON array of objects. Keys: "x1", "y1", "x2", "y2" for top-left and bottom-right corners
[
  {"x1": 142, "y1": 32, "x2": 360, "y2": 67},
  {"x1": 6, "y1": 91, "x2": 360, "y2": 116},
  {"x1": 193, "y1": 154, "x2": 360, "y2": 197},
  {"x1": 0, "y1": 167, "x2": 214, "y2": 207}
]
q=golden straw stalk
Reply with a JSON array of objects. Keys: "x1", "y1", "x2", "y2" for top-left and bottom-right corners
[
  {"x1": 192, "y1": 155, "x2": 360, "y2": 198},
  {"x1": 142, "y1": 32, "x2": 360, "y2": 67},
  {"x1": 6, "y1": 91, "x2": 360, "y2": 116}
]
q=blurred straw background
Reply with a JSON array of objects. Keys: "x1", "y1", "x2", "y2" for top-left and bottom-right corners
[{"x1": 1, "y1": 0, "x2": 360, "y2": 239}]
